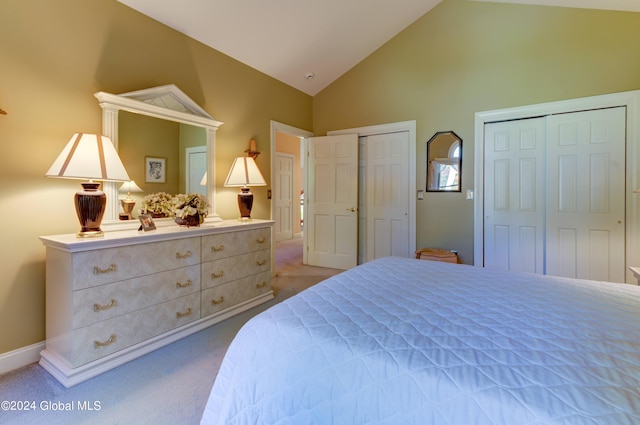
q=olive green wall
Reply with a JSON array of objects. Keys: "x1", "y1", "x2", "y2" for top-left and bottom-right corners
[
  {"x1": 313, "y1": 0, "x2": 640, "y2": 265},
  {"x1": 0, "y1": 0, "x2": 311, "y2": 355}
]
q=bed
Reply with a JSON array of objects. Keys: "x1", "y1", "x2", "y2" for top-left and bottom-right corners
[{"x1": 201, "y1": 257, "x2": 640, "y2": 424}]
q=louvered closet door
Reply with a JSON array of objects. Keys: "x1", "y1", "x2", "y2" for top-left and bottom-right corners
[
  {"x1": 546, "y1": 107, "x2": 626, "y2": 282},
  {"x1": 484, "y1": 118, "x2": 546, "y2": 273}
]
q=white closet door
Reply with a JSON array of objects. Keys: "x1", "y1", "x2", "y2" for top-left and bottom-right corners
[
  {"x1": 546, "y1": 107, "x2": 626, "y2": 282},
  {"x1": 484, "y1": 118, "x2": 546, "y2": 273}
]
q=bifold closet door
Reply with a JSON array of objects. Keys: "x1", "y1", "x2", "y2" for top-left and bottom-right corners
[
  {"x1": 483, "y1": 118, "x2": 546, "y2": 274},
  {"x1": 545, "y1": 107, "x2": 626, "y2": 283}
]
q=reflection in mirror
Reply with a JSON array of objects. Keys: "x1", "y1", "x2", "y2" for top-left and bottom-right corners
[
  {"x1": 426, "y1": 131, "x2": 462, "y2": 192},
  {"x1": 95, "y1": 85, "x2": 223, "y2": 225},
  {"x1": 119, "y1": 111, "x2": 207, "y2": 201}
]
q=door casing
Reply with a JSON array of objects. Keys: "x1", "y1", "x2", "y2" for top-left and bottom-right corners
[{"x1": 330, "y1": 120, "x2": 417, "y2": 264}]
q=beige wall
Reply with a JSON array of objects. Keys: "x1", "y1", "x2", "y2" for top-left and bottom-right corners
[
  {"x1": 313, "y1": 0, "x2": 640, "y2": 264},
  {"x1": 0, "y1": 0, "x2": 311, "y2": 355},
  {"x1": 120, "y1": 111, "x2": 181, "y2": 196}
]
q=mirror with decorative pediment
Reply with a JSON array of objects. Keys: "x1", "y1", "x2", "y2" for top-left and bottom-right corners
[
  {"x1": 426, "y1": 131, "x2": 462, "y2": 192},
  {"x1": 94, "y1": 85, "x2": 223, "y2": 227}
]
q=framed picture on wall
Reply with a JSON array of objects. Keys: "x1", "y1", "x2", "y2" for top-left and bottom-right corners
[{"x1": 145, "y1": 156, "x2": 166, "y2": 183}]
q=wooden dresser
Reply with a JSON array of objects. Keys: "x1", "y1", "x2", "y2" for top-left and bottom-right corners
[{"x1": 39, "y1": 220, "x2": 273, "y2": 387}]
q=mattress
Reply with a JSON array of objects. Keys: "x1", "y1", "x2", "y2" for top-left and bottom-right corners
[{"x1": 201, "y1": 257, "x2": 640, "y2": 424}]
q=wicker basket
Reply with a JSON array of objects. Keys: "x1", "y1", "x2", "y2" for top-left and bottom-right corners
[{"x1": 415, "y1": 248, "x2": 458, "y2": 264}]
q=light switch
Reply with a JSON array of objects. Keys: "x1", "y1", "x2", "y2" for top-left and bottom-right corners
[{"x1": 466, "y1": 190, "x2": 474, "y2": 200}]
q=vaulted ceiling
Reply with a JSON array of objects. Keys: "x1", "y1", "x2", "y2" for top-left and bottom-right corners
[{"x1": 117, "y1": 0, "x2": 640, "y2": 96}]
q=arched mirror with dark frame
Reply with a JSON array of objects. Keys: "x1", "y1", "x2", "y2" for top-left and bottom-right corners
[
  {"x1": 94, "y1": 85, "x2": 224, "y2": 230},
  {"x1": 426, "y1": 131, "x2": 462, "y2": 192}
]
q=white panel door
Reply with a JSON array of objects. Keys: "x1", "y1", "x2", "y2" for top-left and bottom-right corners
[
  {"x1": 364, "y1": 131, "x2": 411, "y2": 261},
  {"x1": 546, "y1": 107, "x2": 626, "y2": 282},
  {"x1": 274, "y1": 153, "x2": 294, "y2": 242},
  {"x1": 484, "y1": 118, "x2": 546, "y2": 273},
  {"x1": 186, "y1": 146, "x2": 206, "y2": 196},
  {"x1": 307, "y1": 134, "x2": 359, "y2": 270}
]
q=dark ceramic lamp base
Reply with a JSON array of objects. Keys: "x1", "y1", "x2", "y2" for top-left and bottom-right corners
[
  {"x1": 237, "y1": 187, "x2": 254, "y2": 219},
  {"x1": 75, "y1": 181, "x2": 106, "y2": 238}
]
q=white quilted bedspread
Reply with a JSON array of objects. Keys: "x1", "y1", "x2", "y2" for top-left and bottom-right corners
[{"x1": 201, "y1": 257, "x2": 640, "y2": 424}]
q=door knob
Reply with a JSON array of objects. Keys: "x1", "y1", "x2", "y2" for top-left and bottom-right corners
[{"x1": 346, "y1": 207, "x2": 357, "y2": 212}]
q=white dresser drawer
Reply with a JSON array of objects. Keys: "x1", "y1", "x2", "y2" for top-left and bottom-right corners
[
  {"x1": 73, "y1": 265, "x2": 200, "y2": 329},
  {"x1": 63, "y1": 292, "x2": 201, "y2": 367},
  {"x1": 71, "y1": 237, "x2": 201, "y2": 290},
  {"x1": 201, "y1": 227, "x2": 270, "y2": 262},
  {"x1": 40, "y1": 220, "x2": 274, "y2": 387},
  {"x1": 201, "y1": 250, "x2": 270, "y2": 290},
  {"x1": 201, "y1": 271, "x2": 271, "y2": 317}
]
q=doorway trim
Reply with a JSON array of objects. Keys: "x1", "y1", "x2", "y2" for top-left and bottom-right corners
[
  {"x1": 270, "y1": 120, "x2": 314, "y2": 275},
  {"x1": 474, "y1": 90, "x2": 640, "y2": 283},
  {"x1": 329, "y1": 120, "x2": 417, "y2": 259}
]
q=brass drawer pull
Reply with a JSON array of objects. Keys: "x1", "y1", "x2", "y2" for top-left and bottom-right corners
[
  {"x1": 211, "y1": 245, "x2": 225, "y2": 252},
  {"x1": 176, "y1": 279, "x2": 192, "y2": 289},
  {"x1": 93, "y1": 264, "x2": 116, "y2": 275},
  {"x1": 176, "y1": 250, "x2": 191, "y2": 259},
  {"x1": 211, "y1": 271, "x2": 224, "y2": 279},
  {"x1": 176, "y1": 308, "x2": 192, "y2": 318},
  {"x1": 94, "y1": 299, "x2": 117, "y2": 312},
  {"x1": 256, "y1": 237, "x2": 267, "y2": 244},
  {"x1": 256, "y1": 281, "x2": 267, "y2": 289},
  {"x1": 211, "y1": 296, "x2": 224, "y2": 305},
  {"x1": 256, "y1": 259, "x2": 267, "y2": 266},
  {"x1": 94, "y1": 334, "x2": 116, "y2": 348}
]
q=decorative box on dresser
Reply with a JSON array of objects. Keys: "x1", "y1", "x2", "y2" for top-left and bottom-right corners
[{"x1": 39, "y1": 219, "x2": 273, "y2": 387}]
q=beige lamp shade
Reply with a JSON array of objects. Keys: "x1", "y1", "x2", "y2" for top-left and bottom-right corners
[
  {"x1": 46, "y1": 133, "x2": 130, "y2": 182},
  {"x1": 46, "y1": 133, "x2": 130, "y2": 237},
  {"x1": 224, "y1": 157, "x2": 267, "y2": 187},
  {"x1": 119, "y1": 180, "x2": 143, "y2": 197},
  {"x1": 118, "y1": 180, "x2": 143, "y2": 221},
  {"x1": 224, "y1": 156, "x2": 266, "y2": 219}
]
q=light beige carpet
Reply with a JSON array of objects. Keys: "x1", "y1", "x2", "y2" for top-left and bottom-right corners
[{"x1": 273, "y1": 237, "x2": 343, "y2": 295}]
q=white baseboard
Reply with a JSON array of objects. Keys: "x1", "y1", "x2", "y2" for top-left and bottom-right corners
[{"x1": 0, "y1": 341, "x2": 45, "y2": 375}]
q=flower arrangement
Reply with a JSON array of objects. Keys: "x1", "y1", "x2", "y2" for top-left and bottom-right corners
[
  {"x1": 140, "y1": 192, "x2": 209, "y2": 226},
  {"x1": 140, "y1": 192, "x2": 174, "y2": 217},
  {"x1": 172, "y1": 193, "x2": 209, "y2": 220}
]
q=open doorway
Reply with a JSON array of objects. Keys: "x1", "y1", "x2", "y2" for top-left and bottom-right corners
[{"x1": 270, "y1": 121, "x2": 313, "y2": 275}]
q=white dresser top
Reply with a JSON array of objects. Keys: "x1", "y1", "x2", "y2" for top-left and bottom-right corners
[{"x1": 40, "y1": 219, "x2": 274, "y2": 252}]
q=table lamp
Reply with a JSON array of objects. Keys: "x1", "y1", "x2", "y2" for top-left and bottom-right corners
[
  {"x1": 119, "y1": 180, "x2": 143, "y2": 220},
  {"x1": 46, "y1": 133, "x2": 130, "y2": 237},
  {"x1": 224, "y1": 156, "x2": 266, "y2": 220}
]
